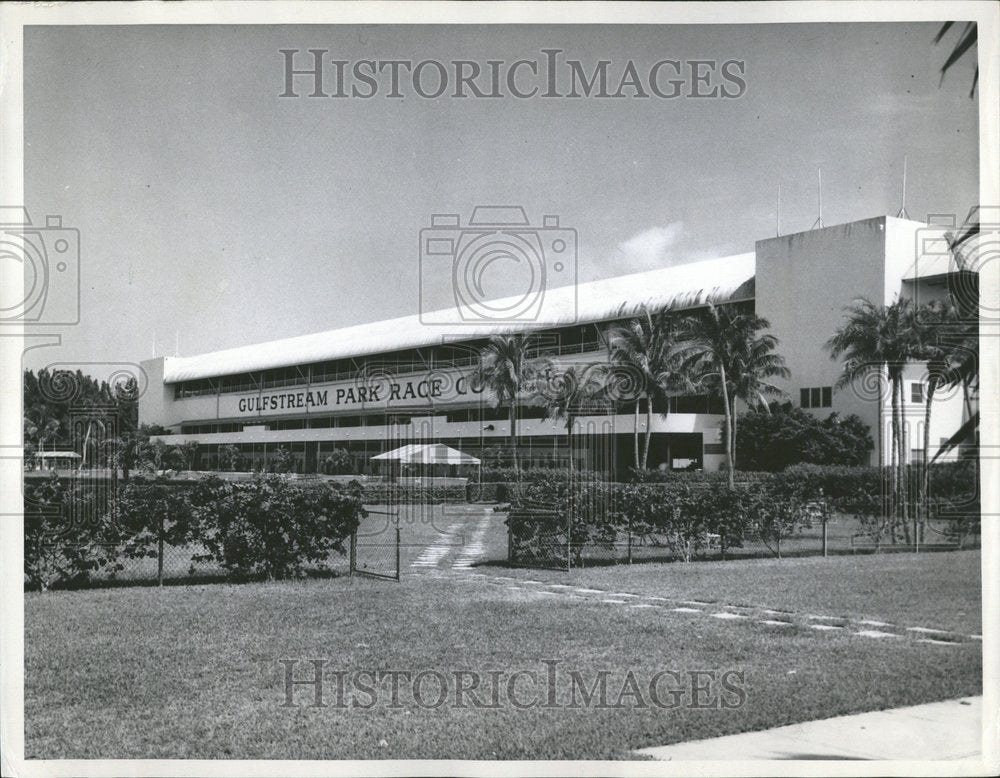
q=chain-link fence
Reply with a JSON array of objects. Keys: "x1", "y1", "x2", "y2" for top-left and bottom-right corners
[
  {"x1": 351, "y1": 506, "x2": 401, "y2": 580},
  {"x1": 508, "y1": 505, "x2": 980, "y2": 571},
  {"x1": 23, "y1": 472, "x2": 363, "y2": 590}
]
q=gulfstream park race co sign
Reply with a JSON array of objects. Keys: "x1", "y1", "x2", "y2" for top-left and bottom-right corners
[{"x1": 224, "y1": 370, "x2": 486, "y2": 417}]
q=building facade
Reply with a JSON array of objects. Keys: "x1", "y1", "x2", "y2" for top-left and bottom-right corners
[{"x1": 139, "y1": 215, "x2": 974, "y2": 475}]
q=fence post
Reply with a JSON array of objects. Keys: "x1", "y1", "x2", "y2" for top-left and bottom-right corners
[
  {"x1": 394, "y1": 513, "x2": 401, "y2": 582},
  {"x1": 157, "y1": 514, "x2": 165, "y2": 587},
  {"x1": 567, "y1": 499, "x2": 573, "y2": 572},
  {"x1": 822, "y1": 503, "x2": 828, "y2": 558}
]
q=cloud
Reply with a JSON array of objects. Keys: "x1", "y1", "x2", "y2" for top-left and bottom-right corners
[{"x1": 616, "y1": 222, "x2": 685, "y2": 271}]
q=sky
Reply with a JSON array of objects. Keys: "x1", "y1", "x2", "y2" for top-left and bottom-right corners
[{"x1": 22, "y1": 22, "x2": 978, "y2": 377}]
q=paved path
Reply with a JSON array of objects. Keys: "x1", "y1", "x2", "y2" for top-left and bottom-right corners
[
  {"x1": 408, "y1": 505, "x2": 494, "y2": 574},
  {"x1": 636, "y1": 696, "x2": 982, "y2": 760}
]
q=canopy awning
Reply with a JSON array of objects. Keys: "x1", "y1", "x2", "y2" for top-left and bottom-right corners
[
  {"x1": 371, "y1": 443, "x2": 481, "y2": 465},
  {"x1": 34, "y1": 451, "x2": 82, "y2": 459}
]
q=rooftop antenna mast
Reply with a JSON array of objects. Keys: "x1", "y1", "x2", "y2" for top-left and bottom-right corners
[
  {"x1": 811, "y1": 169, "x2": 825, "y2": 229},
  {"x1": 896, "y1": 155, "x2": 910, "y2": 219},
  {"x1": 776, "y1": 184, "x2": 781, "y2": 237}
]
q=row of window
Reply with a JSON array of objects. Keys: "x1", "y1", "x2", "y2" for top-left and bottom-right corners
[
  {"x1": 800, "y1": 383, "x2": 927, "y2": 410},
  {"x1": 170, "y1": 315, "x2": 729, "y2": 399},
  {"x1": 800, "y1": 386, "x2": 833, "y2": 409}
]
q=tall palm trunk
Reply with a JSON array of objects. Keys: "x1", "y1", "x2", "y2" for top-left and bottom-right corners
[
  {"x1": 509, "y1": 403, "x2": 519, "y2": 475},
  {"x1": 730, "y1": 398, "x2": 738, "y2": 469},
  {"x1": 889, "y1": 375, "x2": 900, "y2": 543},
  {"x1": 566, "y1": 420, "x2": 574, "y2": 475},
  {"x1": 718, "y1": 363, "x2": 734, "y2": 489},
  {"x1": 921, "y1": 375, "x2": 938, "y2": 544},
  {"x1": 898, "y1": 375, "x2": 911, "y2": 544},
  {"x1": 641, "y1": 394, "x2": 653, "y2": 470},
  {"x1": 633, "y1": 400, "x2": 641, "y2": 470}
]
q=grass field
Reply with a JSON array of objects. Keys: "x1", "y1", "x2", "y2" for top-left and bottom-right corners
[{"x1": 24, "y1": 504, "x2": 982, "y2": 760}]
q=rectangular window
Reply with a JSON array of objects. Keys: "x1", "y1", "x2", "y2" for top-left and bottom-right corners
[
  {"x1": 800, "y1": 388, "x2": 810, "y2": 408},
  {"x1": 822, "y1": 387, "x2": 832, "y2": 407},
  {"x1": 911, "y1": 383, "x2": 924, "y2": 404},
  {"x1": 810, "y1": 387, "x2": 822, "y2": 408}
]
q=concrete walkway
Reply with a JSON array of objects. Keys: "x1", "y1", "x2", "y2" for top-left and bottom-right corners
[{"x1": 637, "y1": 696, "x2": 982, "y2": 760}]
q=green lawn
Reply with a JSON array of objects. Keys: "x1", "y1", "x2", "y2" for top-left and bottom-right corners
[
  {"x1": 24, "y1": 506, "x2": 982, "y2": 760},
  {"x1": 497, "y1": 548, "x2": 983, "y2": 635}
]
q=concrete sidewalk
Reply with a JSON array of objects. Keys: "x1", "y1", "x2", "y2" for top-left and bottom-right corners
[{"x1": 637, "y1": 697, "x2": 982, "y2": 760}]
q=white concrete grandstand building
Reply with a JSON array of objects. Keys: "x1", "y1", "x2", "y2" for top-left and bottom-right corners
[{"x1": 139, "y1": 216, "x2": 974, "y2": 475}]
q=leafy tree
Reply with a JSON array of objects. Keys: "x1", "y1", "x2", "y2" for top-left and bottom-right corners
[
  {"x1": 322, "y1": 448, "x2": 353, "y2": 475},
  {"x1": 735, "y1": 403, "x2": 873, "y2": 471},
  {"x1": 268, "y1": 446, "x2": 295, "y2": 474},
  {"x1": 175, "y1": 440, "x2": 200, "y2": 471},
  {"x1": 218, "y1": 444, "x2": 243, "y2": 471},
  {"x1": 24, "y1": 368, "x2": 141, "y2": 474}
]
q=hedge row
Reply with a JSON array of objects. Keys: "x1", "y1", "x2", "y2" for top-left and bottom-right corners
[
  {"x1": 504, "y1": 463, "x2": 980, "y2": 564},
  {"x1": 481, "y1": 460, "x2": 977, "y2": 490},
  {"x1": 24, "y1": 473, "x2": 365, "y2": 590},
  {"x1": 361, "y1": 482, "x2": 467, "y2": 504},
  {"x1": 507, "y1": 477, "x2": 813, "y2": 564}
]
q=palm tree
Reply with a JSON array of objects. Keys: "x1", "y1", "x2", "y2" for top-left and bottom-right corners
[
  {"x1": 827, "y1": 298, "x2": 919, "y2": 540},
  {"x1": 935, "y1": 22, "x2": 978, "y2": 97},
  {"x1": 911, "y1": 301, "x2": 951, "y2": 539},
  {"x1": 677, "y1": 304, "x2": 788, "y2": 488},
  {"x1": 532, "y1": 363, "x2": 610, "y2": 473},
  {"x1": 474, "y1": 334, "x2": 535, "y2": 474},
  {"x1": 36, "y1": 419, "x2": 61, "y2": 454},
  {"x1": 607, "y1": 307, "x2": 686, "y2": 471},
  {"x1": 727, "y1": 321, "x2": 791, "y2": 466}
]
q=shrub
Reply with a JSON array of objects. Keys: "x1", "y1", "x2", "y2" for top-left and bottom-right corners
[
  {"x1": 504, "y1": 473, "x2": 820, "y2": 564},
  {"x1": 108, "y1": 475, "x2": 197, "y2": 585},
  {"x1": 190, "y1": 474, "x2": 364, "y2": 580},
  {"x1": 24, "y1": 474, "x2": 118, "y2": 591},
  {"x1": 735, "y1": 403, "x2": 874, "y2": 471},
  {"x1": 479, "y1": 466, "x2": 609, "y2": 484},
  {"x1": 218, "y1": 444, "x2": 244, "y2": 471},
  {"x1": 363, "y1": 482, "x2": 467, "y2": 504},
  {"x1": 268, "y1": 446, "x2": 296, "y2": 474},
  {"x1": 322, "y1": 448, "x2": 353, "y2": 475},
  {"x1": 628, "y1": 468, "x2": 772, "y2": 484}
]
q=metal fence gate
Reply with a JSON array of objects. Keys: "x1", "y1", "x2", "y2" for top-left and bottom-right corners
[{"x1": 350, "y1": 507, "x2": 401, "y2": 581}]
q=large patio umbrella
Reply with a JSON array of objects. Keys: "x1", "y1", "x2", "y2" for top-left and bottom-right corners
[{"x1": 371, "y1": 443, "x2": 481, "y2": 479}]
